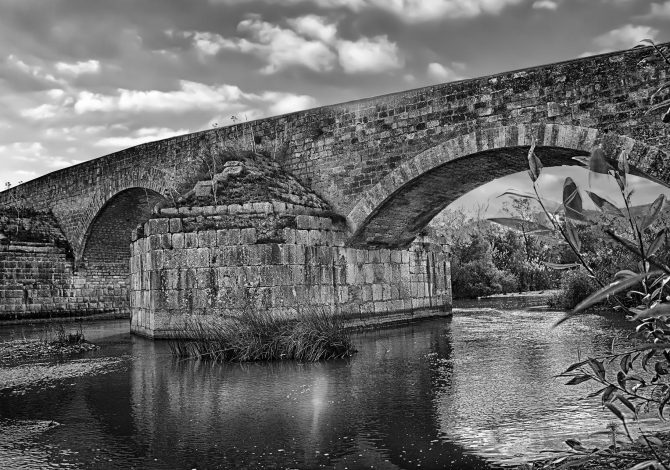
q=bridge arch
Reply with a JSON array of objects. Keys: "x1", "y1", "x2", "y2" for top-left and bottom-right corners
[
  {"x1": 79, "y1": 186, "x2": 166, "y2": 274},
  {"x1": 346, "y1": 124, "x2": 670, "y2": 249}
]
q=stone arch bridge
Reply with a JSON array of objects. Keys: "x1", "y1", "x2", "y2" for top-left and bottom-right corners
[{"x1": 1, "y1": 44, "x2": 669, "y2": 333}]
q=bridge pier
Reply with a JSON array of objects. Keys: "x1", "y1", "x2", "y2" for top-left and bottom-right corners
[{"x1": 129, "y1": 207, "x2": 451, "y2": 339}]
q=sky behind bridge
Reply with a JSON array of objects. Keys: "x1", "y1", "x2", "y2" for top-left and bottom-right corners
[{"x1": 1, "y1": 0, "x2": 669, "y2": 212}]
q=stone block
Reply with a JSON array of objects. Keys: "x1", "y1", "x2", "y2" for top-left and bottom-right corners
[
  {"x1": 184, "y1": 232, "x2": 198, "y2": 249},
  {"x1": 169, "y1": 218, "x2": 183, "y2": 233},
  {"x1": 240, "y1": 228, "x2": 257, "y2": 245}
]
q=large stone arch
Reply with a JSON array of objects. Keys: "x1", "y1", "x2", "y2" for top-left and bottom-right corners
[{"x1": 346, "y1": 124, "x2": 670, "y2": 249}]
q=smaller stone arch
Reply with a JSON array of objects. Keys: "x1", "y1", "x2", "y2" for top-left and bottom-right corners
[
  {"x1": 79, "y1": 188, "x2": 166, "y2": 294},
  {"x1": 346, "y1": 124, "x2": 669, "y2": 249}
]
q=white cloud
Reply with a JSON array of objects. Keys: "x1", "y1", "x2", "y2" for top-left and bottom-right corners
[
  {"x1": 594, "y1": 24, "x2": 658, "y2": 51},
  {"x1": 337, "y1": 35, "x2": 403, "y2": 73},
  {"x1": 287, "y1": 15, "x2": 338, "y2": 44},
  {"x1": 6, "y1": 55, "x2": 64, "y2": 85},
  {"x1": 581, "y1": 24, "x2": 659, "y2": 57},
  {"x1": 72, "y1": 80, "x2": 318, "y2": 123},
  {"x1": 217, "y1": 16, "x2": 338, "y2": 73},
  {"x1": 54, "y1": 60, "x2": 100, "y2": 75},
  {"x1": 532, "y1": 0, "x2": 558, "y2": 10},
  {"x1": 262, "y1": 92, "x2": 319, "y2": 115},
  {"x1": 74, "y1": 81, "x2": 251, "y2": 114},
  {"x1": 20, "y1": 104, "x2": 59, "y2": 120},
  {"x1": 427, "y1": 62, "x2": 465, "y2": 83},
  {"x1": 182, "y1": 16, "x2": 402, "y2": 75}
]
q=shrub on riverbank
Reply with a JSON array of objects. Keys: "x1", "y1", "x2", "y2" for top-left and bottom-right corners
[
  {"x1": 548, "y1": 269, "x2": 598, "y2": 310},
  {"x1": 168, "y1": 306, "x2": 355, "y2": 362}
]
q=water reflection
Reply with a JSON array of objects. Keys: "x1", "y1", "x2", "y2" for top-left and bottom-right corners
[{"x1": 0, "y1": 302, "x2": 662, "y2": 469}]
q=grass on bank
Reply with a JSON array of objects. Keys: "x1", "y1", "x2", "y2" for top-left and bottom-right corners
[{"x1": 168, "y1": 305, "x2": 356, "y2": 362}]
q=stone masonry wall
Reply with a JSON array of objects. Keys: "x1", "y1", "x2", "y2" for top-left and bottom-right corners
[
  {"x1": 0, "y1": 242, "x2": 128, "y2": 320},
  {"x1": 1, "y1": 44, "x2": 668, "y2": 258},
  {"x1": 130, "y1": 213, "x2": 451, "y2": 338}
]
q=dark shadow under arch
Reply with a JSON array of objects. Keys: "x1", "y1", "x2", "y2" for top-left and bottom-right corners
[{"x1": 349, "y1": 146, "x2": 587, "y2": 249}]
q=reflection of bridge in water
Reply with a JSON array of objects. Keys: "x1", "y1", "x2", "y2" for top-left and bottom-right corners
[{"x1": 1, "y1": 44, "x2": 669, "y2": 334}]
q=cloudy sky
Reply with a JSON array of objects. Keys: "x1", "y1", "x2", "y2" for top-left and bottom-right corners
[{"x1": 1, "y1": 0, "x2": 669, "y2": 210}]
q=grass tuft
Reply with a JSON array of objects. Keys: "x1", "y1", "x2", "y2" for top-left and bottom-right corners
[{"x1": 168, "y1": 306, "x2": 356, "y2": 362}]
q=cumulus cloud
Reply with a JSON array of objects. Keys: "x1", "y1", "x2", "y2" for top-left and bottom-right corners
[
  {"x1": 20, "y1": 104, "x2": 60, "y2": 120},
  {"x1": 287, "y1": 15, "x2": 338, "y2": 44},
  {"x1": 73, "y1": 81, "x2": 252, "y2": 114},
  {"x1": 181, "y1": 15, "x2": 403, "y2": 75},
  {"x1": 581, "y1": 24, "x2": 658, "y2": 56},
  {"x1": 532, "y1": 0, "x2": 558, "y2": 10},
  {"x1": 594, "y1": 24, "x2": 658, "y2": 50},
  {"x1": 214, "y1": 16, "x2": 338, "y2": 73},
  {"x1": 426, "y1": 62, "x2": 465, "y2": 83},
  {"x1": 54, "y1": 60, "x2": 100, "y2": 75},
  {"x1": 72, "y1": 80, "x2": 319, "y2": 123},
  {"x1": 262, "y1": 92, "x2": 319, "y2": 115},
  {"x1": 337, "y1": 36, "x2": 403, "y2": 74}
]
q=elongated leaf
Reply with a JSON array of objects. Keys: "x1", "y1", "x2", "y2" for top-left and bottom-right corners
[
  {"x1": 642, "y1": 349, "x2": 656, "y2": 371},
  {"x1": 487, "y1": 217, "x2": 553, "y2": 233},
  {"x1": 497, "y1": 189, "x2": 539, "y2": 201},
  {"x1": 589, "y1": 147, "x2": 611, "y2": 175},
  {"x1": 586, "y1": 191, "x2": 624, "y2": 217},
  {"x1": 588, "y1": 386, "x2": 609, "y2": 398},
  {"x1": 556, "y1": 272, "x2": 662, "y2": 324},
  {"x1": 618, "y1": 151, "x2": 630, "y2": 176},
  {"x1": 617, "y1": 371, "x2": 628, "y2": 389},
  {"x1": 564, "y1": 439, "x2": 586, "y2": 452},
  {"x1": 602, "y1": 384, "x2": 616, "y2": 404},
  {"x1": 639, "y1": 194, "x2": 665, "y2": 231},
  {"x1": 606, "y1": 230, "x2": 643, "y2": 258},
  {"x1": 528, "y1": 140, "x2": 542, "y2": 182},
  {"x1": 646, "y1": 436, "x2": 664, "y2": 446},
  {"x1": 565, "y1": 221, "x2": 581, "y2": 252},
  {"x1": 651, "y1": 81, "x2": 670, "y2": 101},
  {"x1": 560, "y1": 360, "x2": 588, "y2": 375},
  {"x1": 632, "y1": 304, "x2": 670, "y2": 321},
  {"x1": 620, "y1": 354, "x2": 632, "y2": 374},
  {"x1": 614, "y1": 270, "x2": 638, "y2": 281},
  {"x1": 588, "y1": 358, "x2": 606, "y2": 380},
  {"x1": 563, "y1": 177, "x2": 585, "y2": 221},
  {"x1": 565, "y1": 375, "x2": 592, "y2": 385},
  {"x1": 658, "y1": 392, "x2": 670, "y2": 420},
  {"x1": 646, "y1": 98, "x2": 670, "y2": 115},
  {"x1": 648, "y1": 228, "x2": 667, "y2": 258},
  {"x1": 617, "y1": 395, "x2": 637, "y2": 415},
  {"x1": 627, "y1": 460, "x2": 661, "y2": 470},
  {"x1": 606, "y1": 403, "x2": 626, "y2": 423}
]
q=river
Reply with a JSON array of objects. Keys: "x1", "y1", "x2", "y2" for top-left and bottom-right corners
[{"x1": 0, "y1": 297, "x2": 663, "y2": 469}]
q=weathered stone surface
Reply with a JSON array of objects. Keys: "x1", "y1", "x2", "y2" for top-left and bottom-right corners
[
  {"x1": 130, "y1": 223, "x2": 451, "y2": 338},
  {"x1": 3, "y1": 45, "x2": 670, "y2": 326}
]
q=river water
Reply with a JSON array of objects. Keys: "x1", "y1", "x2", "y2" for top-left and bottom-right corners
[{"x1": 0, "y1": 297, "x2": 664, "y2": 469}]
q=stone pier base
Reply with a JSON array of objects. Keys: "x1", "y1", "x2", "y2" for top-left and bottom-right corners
[{"x1": 130, "y1": 213, "x2": 451, "y2": 338}]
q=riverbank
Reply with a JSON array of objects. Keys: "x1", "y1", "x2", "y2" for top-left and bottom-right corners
[
  {"x1": 0, "y1": 338, "x2": 99, "y2": 365},
  {"x1": 515, "y1": 431, "x2": 670, "y2": 469}
]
